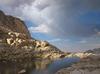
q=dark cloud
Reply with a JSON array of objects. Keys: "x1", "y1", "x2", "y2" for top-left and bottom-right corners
[
  {"x1": 44, "y1": 0, "x2": 100, "y2": 38},
  {"x1": 0, "y1": 0, "x2": 100, "y2": 51},
  {"x1": 0, "y1": 0, "x2": 35, "y2": 16},
  {"x1": 0, "y1": 0, "x2": 100, "y2": 38},
  {"x1": 0, "y1": 0, "x2": 35, "y2": 7}
]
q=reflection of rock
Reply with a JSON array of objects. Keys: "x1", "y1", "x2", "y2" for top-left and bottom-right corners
[
  {"x1": 18, "y1": 69, "x2": 26, "y2": 74},
  {"x1": 0, "y1": 10, "x2": 67, "y2": 61},
  {"x1": 34, "y1": 59, "x2": 52, "y2": 70},
  {"x1": 0, "y1": 59, "x2": 52, "y2": 74}
]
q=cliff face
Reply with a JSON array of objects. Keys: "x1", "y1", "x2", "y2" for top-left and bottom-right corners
[
  {"x1": 0, "y1": 10, "x2": 31, "y2": 39},
  {"x1": 0, "y1": 10, "x2": 66, "y2": 61}
]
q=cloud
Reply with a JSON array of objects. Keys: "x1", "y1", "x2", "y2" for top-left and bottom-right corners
[
  {"x1": 0, "y1": 0, "x2": 14, "y2": 5},
  {"x1": 28, "y1": 24, "x2": 50, "y2": 33},
  {"x1": 0, "y1": 0, "x2": 100, "y2": 51},
  {"x1": 78, "y1": 40, "x2": 87, "y2": 44},
  {"x1": 33, "y1": 0, "x2": 50, "y2": 10},
  {"x1": 48, "y1": 38, "x2": 61, "y2": 42},
  {"x1": 0, "y1": 0, "x2": 100, "y2": 38},
  {"x1": 94, "y1": 32, "x2": 100, "y2": 37},
  {"x1": 97, "y1": 32, "x2": 100, "y2": 35},
  {"x1": 0, "y1": 0, "x2": 35, "y2": 6}
]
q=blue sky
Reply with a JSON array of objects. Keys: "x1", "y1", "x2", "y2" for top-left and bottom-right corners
[{"x1": 0, "y1": 0, "x2": 100, "y2": 52}]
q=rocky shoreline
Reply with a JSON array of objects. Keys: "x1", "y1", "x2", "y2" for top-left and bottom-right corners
[{"x1": 55, "y1": 54, "x2": 100, "y2": 74}]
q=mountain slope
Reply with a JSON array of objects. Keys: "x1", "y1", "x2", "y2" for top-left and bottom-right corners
[
  {"x1": 85, "y1": 48, "x2": 100, "y2": 54},
  {"x1": 0, "y1": 10, "x2": 66, "y2": 61},
  {"x1": 0, "y1": 10, "x2": 31, "y2": 39}
]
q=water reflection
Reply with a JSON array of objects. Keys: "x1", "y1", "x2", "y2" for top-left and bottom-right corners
[
  {"x1": 0, "y1": 58, "x2": 80, "y2": 74},
  {"x1": 0, "y1": 59, "x2": 52, "y2": 74},
  {"x1": 33, "y1": 59, "x2": 52, "y2": 70}
]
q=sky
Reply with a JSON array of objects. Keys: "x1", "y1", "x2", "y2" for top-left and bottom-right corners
[{"x1": 0, "y1": 0, "x2": 100, "y2": 52}]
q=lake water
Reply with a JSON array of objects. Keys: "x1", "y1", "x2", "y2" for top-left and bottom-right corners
[{"x1": 0, "y1": 57, "x2": 80, "y2": 74}]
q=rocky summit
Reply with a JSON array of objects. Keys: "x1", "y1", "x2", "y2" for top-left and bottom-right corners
[{"x1": 0, "y1": 10, "x2": 67, "y2": 61}]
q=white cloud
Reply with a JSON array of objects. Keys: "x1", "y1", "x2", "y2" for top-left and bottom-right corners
[
  {"x1": 33, "y1": 0, "x2": 50, "y2": 10},
  {"x1": 79, "y1": 40, "x2": 87, "y2": 44},
  {"x1": 48, "y1": 38, "x2": 70, "y2": 43},
  {"x1": 15, "y1": 0, "x2": 52, "y2": 25},
  {"x1": 48, "y1": 38, "x2": 61, "y2": 42},
  {"x1": 29, "y1": 24, "x2": 50, "y2": 33},
  {"x1": 19, "y1": 3, "x2": 44, "y2": 24}
]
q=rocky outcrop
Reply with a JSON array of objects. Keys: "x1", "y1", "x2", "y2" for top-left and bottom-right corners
[
  {"x1": 0, "y1": 10, "x2": 31, "y2": 39},
  {"x1": 85, "y1": 48, "x2": 100, "y2": 54},
  {"x1": 0, "y1": 10, "x2": 67, "y2": 61},
  {"x1": 66, "y1": 52, "x2": 93, "y2": 59}
]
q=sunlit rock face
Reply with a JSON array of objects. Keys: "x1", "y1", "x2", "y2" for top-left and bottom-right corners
[
  {"x1": 66, "y1": 52, "x2": 96, "y2": 59},
  {"x1": 0, "y1": 10, "x2": 31, "y2": 39},
  {"x1": 74, "y1": 53, "x2": 93, "y2": 59},
  {"x1": 0, "y1": 10, "x2": 66, "y2": 61}
]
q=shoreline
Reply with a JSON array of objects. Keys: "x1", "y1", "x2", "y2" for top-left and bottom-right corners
[{"x1": 55, "y1": 54, "x2": 100, "y2": 74}]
